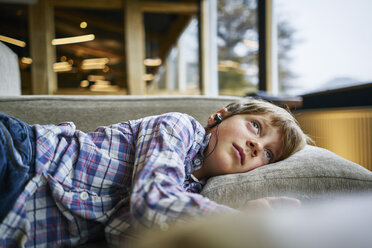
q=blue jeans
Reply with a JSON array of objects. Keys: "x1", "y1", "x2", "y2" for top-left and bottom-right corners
[{"x1": 0, "y1": 114, "x2": 36, "y2": 222}]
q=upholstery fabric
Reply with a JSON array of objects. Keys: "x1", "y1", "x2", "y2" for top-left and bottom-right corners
[
  {"x1": 0, "y1": 95, "x2": 240, "y2": 132},
  {"x1": 201, "y1": 145, "x2": 372, "y2": 208}
]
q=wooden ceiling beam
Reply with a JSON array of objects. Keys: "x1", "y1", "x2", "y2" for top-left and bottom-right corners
[
  {"x1": 141, "y1": 1, "x2": 198, "y2": 14},
  {"x1": 58, "y1": 43, "x2": 125, "y2": 60},
  {"x1": 52, "y1": 0, "x2": 123, "y2": 9},
  {"x1": 54, "y1": 20, "x2": 124, "y2": 56},
  {"x1": 53, "y1": 0, "x2": 199, "y2": 13}
]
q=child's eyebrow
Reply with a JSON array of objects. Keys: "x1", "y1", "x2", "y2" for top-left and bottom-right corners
[
  {"x1": 260, "y1": 118, "x2": 281, "y2": 162},
  {"x1": 259, "y1": 118, "x2": 270, "y2": 136}
]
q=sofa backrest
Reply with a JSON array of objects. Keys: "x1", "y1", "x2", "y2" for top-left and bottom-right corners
[{"x1": 0, "y1": 95, "x2": 241, "y2": 132}]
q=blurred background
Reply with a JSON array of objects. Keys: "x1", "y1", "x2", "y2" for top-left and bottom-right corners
[{"x1": 0, "y1": 0, "x2": 371, "y2": 169}]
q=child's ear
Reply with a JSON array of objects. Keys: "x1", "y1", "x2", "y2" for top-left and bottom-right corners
[{"x1": 207, "y1": 108, "x2": 227, "y2": 125}]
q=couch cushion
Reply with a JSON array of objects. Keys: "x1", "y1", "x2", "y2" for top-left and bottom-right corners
[
  {"x1": 0, "y1": 95, "x2": 240, "y2": 132},
  {"x1": 201, "y1": 145, "x2": 372, "y2": 208}
]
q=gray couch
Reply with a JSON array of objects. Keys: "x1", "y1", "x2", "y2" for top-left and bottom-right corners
[
  {"x1": 1, "y1": 95, "x2": 371, "y2": 204},
  {"x1": 1, "y1": 95, "x2": 372, "y2": 247}
]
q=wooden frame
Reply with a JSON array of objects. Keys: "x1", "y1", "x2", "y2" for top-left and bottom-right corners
[
  {"x1": 29, "y1": 0, "x2": 57, "y2": 94},
  {"x1": 258, "y1": 0, "x2": 278, "y2": 94},
  {"x1": 124, "y1": 0, "x2": 146, "y2": 94},
  {"x1": 200, "y1": 0, "x2": 218, "y2": 96},
  {"x1": 29, "y1": 0, "x2": 214, "y2": 95}
]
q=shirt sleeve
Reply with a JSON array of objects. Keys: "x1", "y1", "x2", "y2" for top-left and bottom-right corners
[{"x1": 130, "y1": 113, "x2": 235, "y2": 229}]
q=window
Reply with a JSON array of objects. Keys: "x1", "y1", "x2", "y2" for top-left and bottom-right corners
[
  {"x1": 0, "y1": 1, "x2": 201, "y2": 95},
  {"x1": 54, "y1": 7, "x2": 126, "y2": 94},
  {"x1": 217, "y1": 0, "x2": 259, "y2": 96},
  {"x1": 275, "y1": 0, "x2": 372, "y2": 96},
  {"x1": 144, "y1": 14, "x2": 200, "y2": 94}
]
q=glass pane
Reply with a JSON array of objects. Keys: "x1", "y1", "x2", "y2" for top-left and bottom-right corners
[
  {"x1": 144, "y1": 13, "x2": 200, "y2": 95},
  {"x1": 275, "y1": 0, "x2": 372, "y2": 95},
  {"x1": 217, "y1": 0, "x2": 259, "y2": 96},
  {"x1": 54, "y1": 7, "x2": 126, "y2": 94}
]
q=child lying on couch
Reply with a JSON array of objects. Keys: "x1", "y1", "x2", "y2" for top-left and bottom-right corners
[{"x1": 0, "y1": 98, "x2": 312, "y2": 247}]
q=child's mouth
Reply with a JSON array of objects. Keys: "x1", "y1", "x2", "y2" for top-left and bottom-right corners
[{"x1": 233, "y1": 144, "x2": 246, "y2": 165}]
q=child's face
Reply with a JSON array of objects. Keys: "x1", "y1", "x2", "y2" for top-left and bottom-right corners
[{"x1": 197, "y1": 111, "x2": 283, "y2": 179}]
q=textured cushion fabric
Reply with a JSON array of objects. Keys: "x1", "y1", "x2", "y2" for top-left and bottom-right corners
[
  {"x1": 201, "y1": 145, "x2": 372, "y2": 208},
  {"x1": 0, "y1": 95, "x2": 240, "y2": 132}
]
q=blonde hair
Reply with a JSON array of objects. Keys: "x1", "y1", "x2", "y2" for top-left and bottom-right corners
[{"x1": 219, "y1": 98, "x2": 314, "y2": 161}]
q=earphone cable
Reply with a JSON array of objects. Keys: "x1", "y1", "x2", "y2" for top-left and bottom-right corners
[{"x1": 204, "y1": 124, "x2": 220, "y2": 160}]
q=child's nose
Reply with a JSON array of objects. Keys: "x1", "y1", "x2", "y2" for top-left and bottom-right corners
[{"x1": 247, "y1": 140, "x2": 262, "y2": 157}]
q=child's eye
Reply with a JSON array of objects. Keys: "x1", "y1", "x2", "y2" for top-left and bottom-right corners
[
  {"x1": 251, "y1": 121, "x2": 259, "y2": 133},
  {"x1": 264, "y1": 150, "x2": 273, "y2": 162}
]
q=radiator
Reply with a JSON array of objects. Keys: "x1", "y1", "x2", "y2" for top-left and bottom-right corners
[{"x1": 295, "y1": 107, "x2": 372, "y2": 171}]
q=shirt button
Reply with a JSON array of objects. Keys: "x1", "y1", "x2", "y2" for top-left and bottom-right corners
[
  {"x1": 40, "y1": 174, "x2": 47, "y2": 184},
  {"x1": 160, "y1": 222, "x2": 169, "y2": 231},
  {"x1": 68, "y1": 225, "x2": 75, "y2": 234},
  {"x1": 79, "y1": 191, "x2": 89, "y2": 201},
  {"x1": 20, "y1": 235, "x2": 27, "y2": 245},
  {"x1": 194, "y1": 159, "x2": 201, "y2": 166}
]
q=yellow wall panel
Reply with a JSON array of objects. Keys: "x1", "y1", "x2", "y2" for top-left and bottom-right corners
[{"x1": 295, "y1": 108, "x2": 372, "y2": 170}]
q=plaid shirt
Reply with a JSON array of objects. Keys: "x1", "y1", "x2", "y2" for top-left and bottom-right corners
[{"x1": 0, "y1": 113, "x2": 233, "y2": 247}]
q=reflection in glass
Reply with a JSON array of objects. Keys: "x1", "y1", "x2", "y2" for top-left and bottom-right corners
[
  {"x1": 144, "y1": 14, "x2": 200, "y2": 94},
  {"x1": 217, "y1": 0, "x2": 259, "y2": 96}
]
